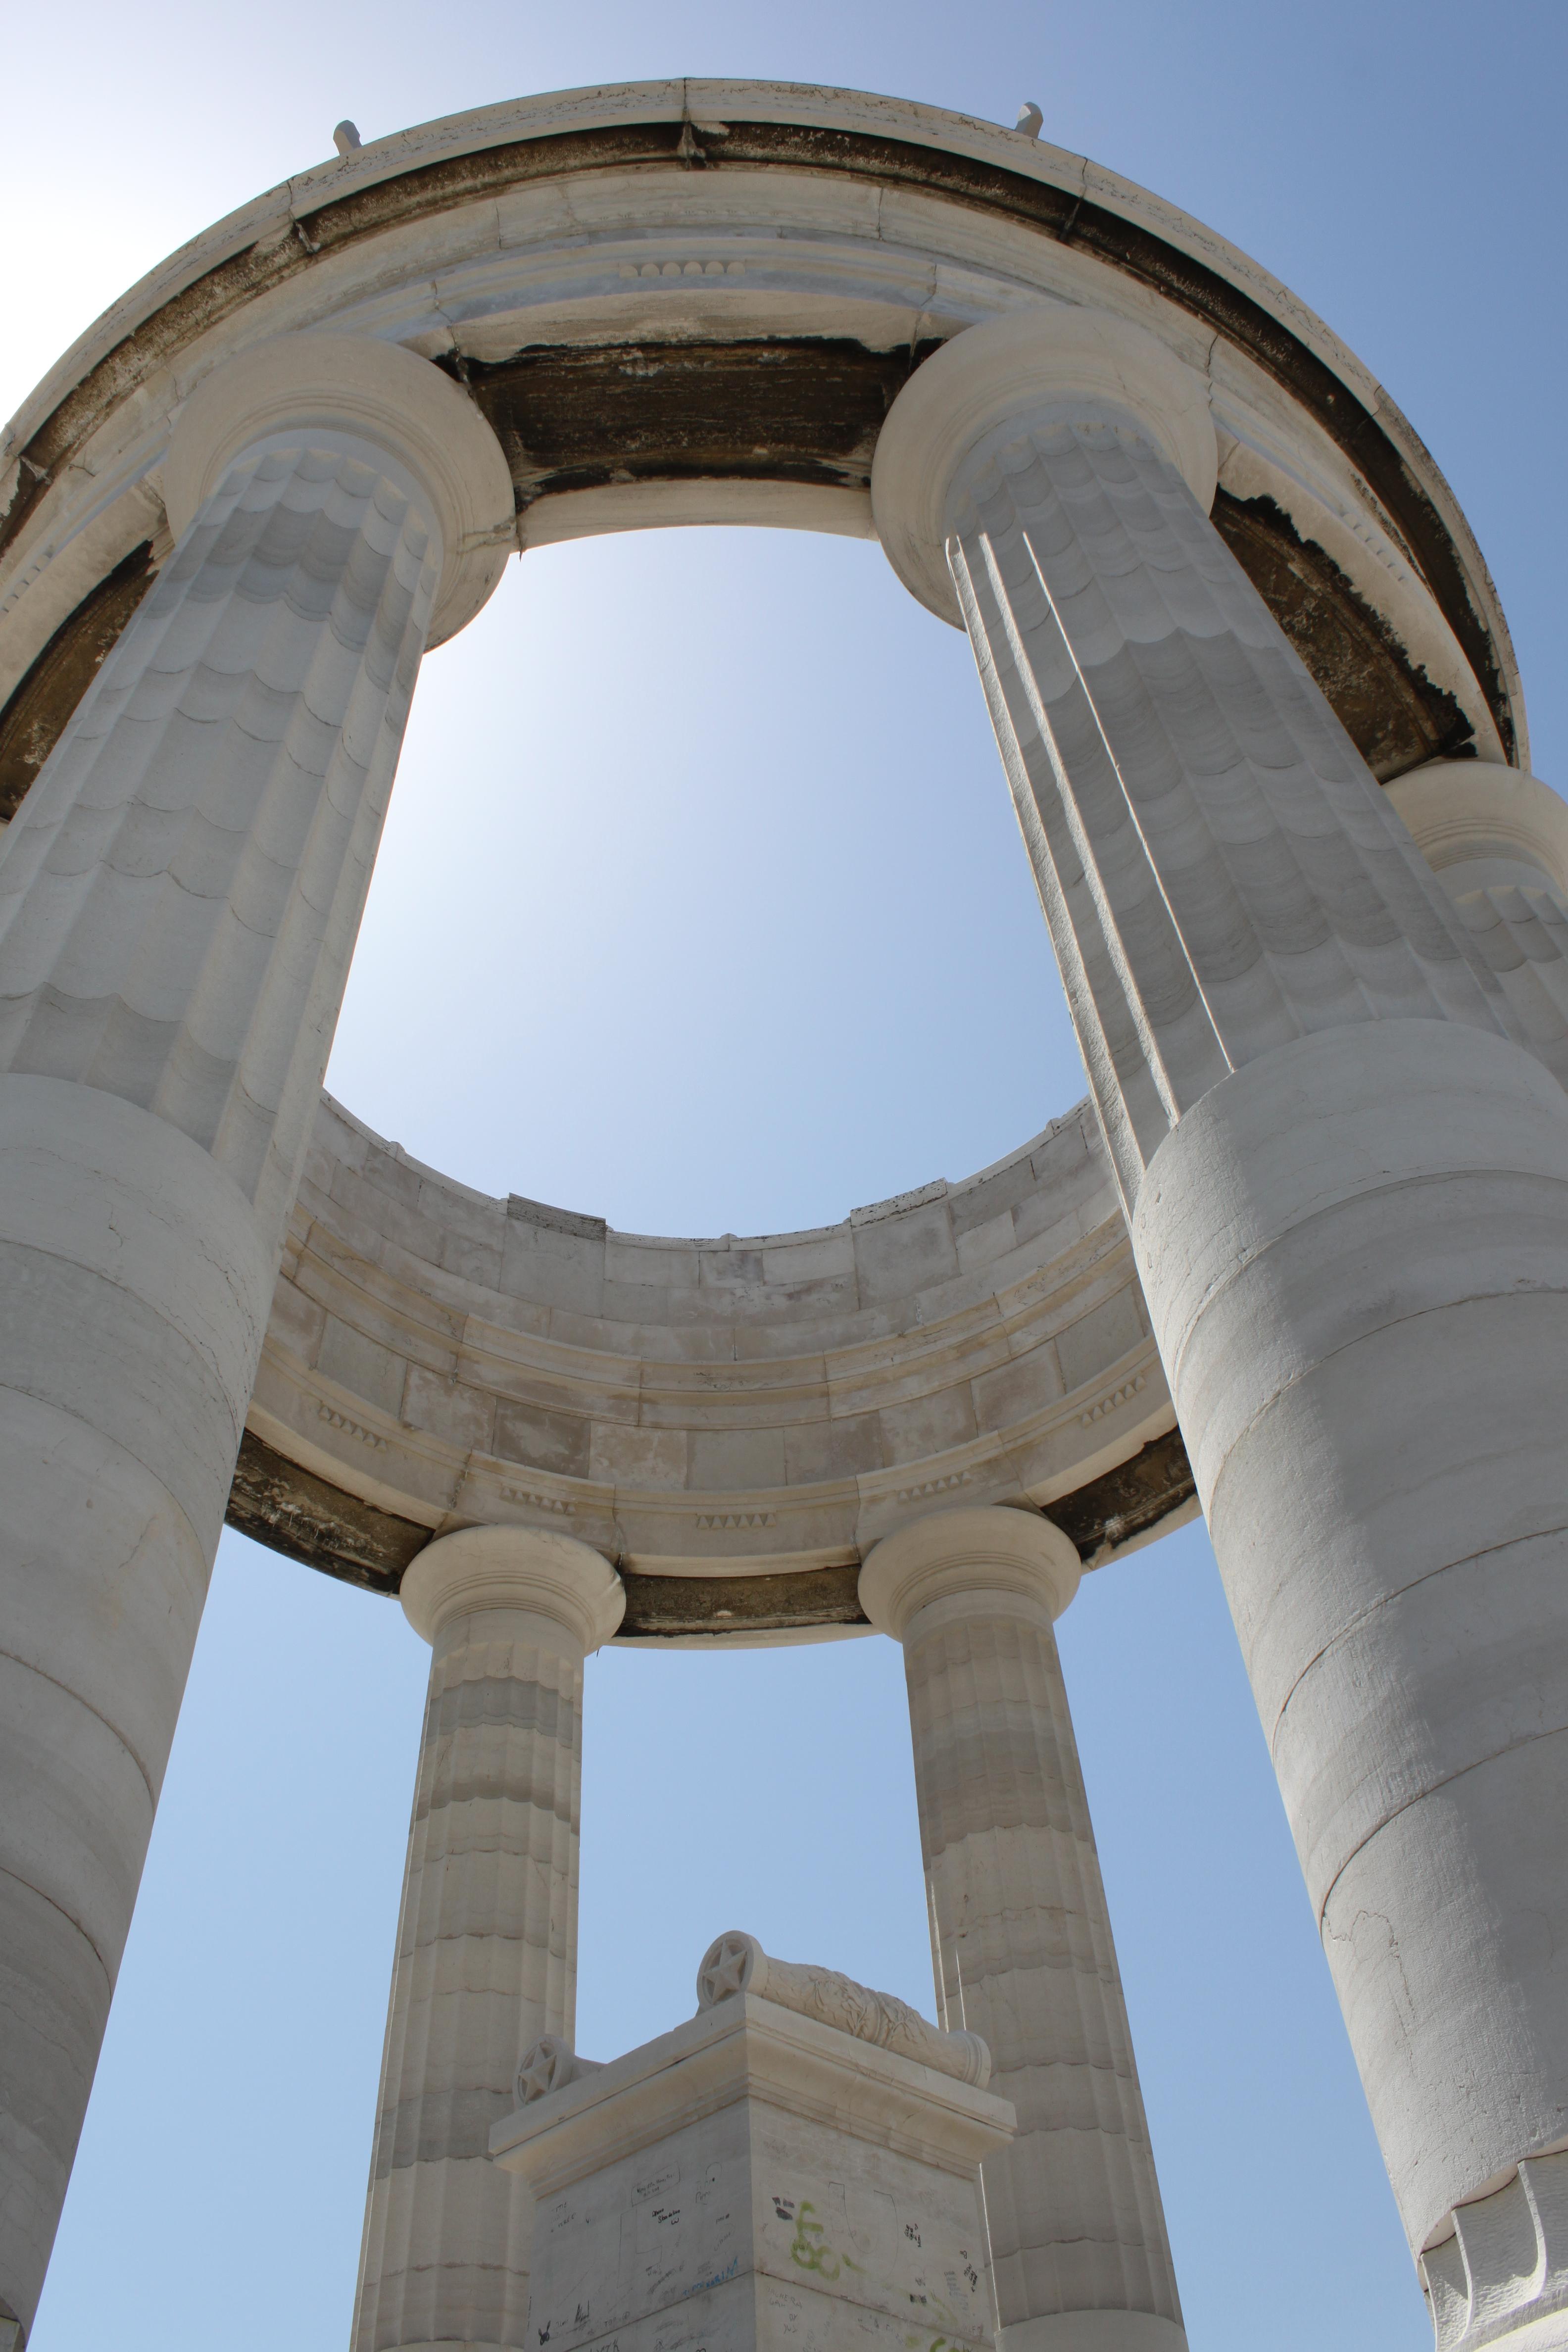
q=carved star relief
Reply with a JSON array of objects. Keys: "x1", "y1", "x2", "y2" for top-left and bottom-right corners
[
  {"x1": 517, "y1": 2035, "x2": 572, "y2": 2104},
  {"x1": 697, "y1": 1932, "x2": 756, "y2": 2007}
]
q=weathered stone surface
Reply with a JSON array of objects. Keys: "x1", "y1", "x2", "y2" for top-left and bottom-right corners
[
  {"x1": 874, "y1": 299, "x2": 1568, "y2": 2352},
  {"x1": 876, "y1": 309, "x2": 1513, "y2": 1204},
  {"x1": 1, "y1": 86, "x2": 1522, "y2": 768},
  {"x1": 0, "y1": 333, "x2": 509, "y2": 2336},
  {"x1": 1, "y1": 76, "x2": 1559, "y2": 2352},
  {"x1": 492, "y1": 1959, "x2": 1014, "y2": 2352},
  {"x1": 353, "y1": 1527, "x2": 623, "y2": 2352},
  {"x1": 225, "y1": 1428, "x2": 427, "y2": 1592},
  {"x1": 234, "y1": 1090, "x2": 1189, "y2": 1614},
  {"x1": 861, "y1": 1509, "x2": 1185, "y2": 2352},
  {"x1": 1210, "y1": 491, "x2": 1476, "y2": 782},
  {"x1": 0, "y1": 543, "x2": 157, "y2": 822}
]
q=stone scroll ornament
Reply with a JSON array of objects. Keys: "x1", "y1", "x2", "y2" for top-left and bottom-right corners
[{"x1": 694, "y1": 1931, "x2": 991, "y2": 2088}]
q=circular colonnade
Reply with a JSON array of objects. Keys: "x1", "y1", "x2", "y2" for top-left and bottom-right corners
[
  {"x1": 4, "y1": 77, "x2": 1567, "y2": 2352},
  {"x1": 0, "y1": 77, "x2": 1522, "y2": 1620}
]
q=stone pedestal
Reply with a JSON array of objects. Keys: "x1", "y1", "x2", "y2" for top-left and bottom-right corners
[
  {"x1": 861, "y1": 1508, "x2": 1184, "y2": 2352},
  {"x1": 0, "y1": 333, "x2": 511, "y2": 2342},
  {"x1": 490, "y1": 1937, "x2": 1015, "y2": 2352},
  {"x1": 352, "y1": 1525, "x2": 624, "y2": 2352}
]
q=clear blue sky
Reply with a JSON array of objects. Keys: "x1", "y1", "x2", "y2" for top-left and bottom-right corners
[{"x1": 5, "y1": 3, "x2": 1564, "y2": 2347}]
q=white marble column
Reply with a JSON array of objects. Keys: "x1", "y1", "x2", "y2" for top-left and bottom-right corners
[
  {"x1": 861, "y1": 1505, "x2": 1185, "y2": 2352},
  {"x1": 0, "y1": 335, "x2": 512, "y2": 2342},
  {"x1": 874, "y1": 311, "x2": 1568, "y2": 2350},
  {"x1": 352, "y1": 1526, "x2": 624, "y2": 2352}
]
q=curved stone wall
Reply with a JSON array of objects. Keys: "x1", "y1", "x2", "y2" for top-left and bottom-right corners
[{"x1": 232, "y1": 1090, "x2": 1193, "y2": 1635}]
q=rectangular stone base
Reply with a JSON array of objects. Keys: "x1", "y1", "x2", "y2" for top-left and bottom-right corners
[{"x1": 491, "y1": 1992, "x2": 1015, "y2": 2352}]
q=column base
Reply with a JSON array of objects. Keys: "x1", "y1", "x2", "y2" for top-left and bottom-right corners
[
  {"x1": 1423, "y1": 2150, "x2": 1568, "y2": 2352},
  {"x1": 1437, "y1": 2322, "x2": 1568, "y2": 2352},
  {"x1": 1000, "y1": 2315, "x2": 1188, "y2": 2352}
]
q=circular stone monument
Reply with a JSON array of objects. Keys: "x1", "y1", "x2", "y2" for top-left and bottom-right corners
[{"x1": 3, "y1": 77, "x2": 1564, "y2": 2352}]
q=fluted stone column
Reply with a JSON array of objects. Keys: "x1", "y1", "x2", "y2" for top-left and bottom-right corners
[
  {"x1": 0, "y1": 335, "x2": 512, "y2": 2342},
  {"x1": 875, "y1": 310, "x2": 1568, "y2": 2349},
  {"x1": 352, "y1": 1526, "x2": 625, "y2": 2352},
  {"x1": 861, "y1": 1506, "x2": 1184, "y2": 2352}
]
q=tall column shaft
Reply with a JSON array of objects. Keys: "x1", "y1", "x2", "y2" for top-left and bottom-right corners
[
  {"x1": 874, "y1": 310, "x2": 1568, "y2": 2348},
  {"x1": 862, "y1": 1507, "x2": 1185, "y2": 2352},
  {"x1": 0, "y1": 335, "x2": 511, "y2": 2341},
  {"x1": 353, "y1": 1527, "x2": 624, "y2": 2352},
  {"x1": 0, "y1": 418, "x2": 435, "y2": 1230}
]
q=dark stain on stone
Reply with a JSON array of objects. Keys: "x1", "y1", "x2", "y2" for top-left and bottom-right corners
[
  {"x1": 1045, "y1": 1426, "x2": 1198, "y2": 1562},
  {"x1": 224, "y1": 1428, "x2": 430, "y2": 1594},
  {"x1": 222, "y1": 1421, "x2": 1197, "y2": 1619},
  {"x1": 1, "y1": 444, "x2": 1472, "y2": 807},
  {"x1": 448, "y1": 336, "x2": 945, "y2": 511},
  {"x1": 0, "y1": 542, "x2": 157, "y2": 822},
  {"x1": 617, "y1": 1563, "x2": 868, "y2": 1638},
  {"x1": 0, "y1": 113, "x2": 1513, "y2": 755},
  {"x1": 1212, "y1": 491, "x2": 1475, "y2": 782}
]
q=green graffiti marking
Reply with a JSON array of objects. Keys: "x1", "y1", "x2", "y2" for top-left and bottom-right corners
[{"x1": 788, "y1": 2200, "x2": 863, "y2": 2283}]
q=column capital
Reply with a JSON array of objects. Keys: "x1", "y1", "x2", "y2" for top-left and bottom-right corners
[
  {"x1": 1384, "y1": 758, "x2": 1568, "y2": 901},
  {"x1": 164, "y1": 331, "x2": 514, "y2": 645},
  {"x1": 871, "y1": 306, "x2": 1217, "y2": 625},
  {"x1": 858, "y1": 1504, "x2": 1080, "y2": 1641},
  {"x1": 399, "y1": 1524, "x2": 625, "y2": 1654}
]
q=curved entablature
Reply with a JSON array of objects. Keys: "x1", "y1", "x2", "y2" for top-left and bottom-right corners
[
  {"x1": 226, "y1": 752, "x2": 1568, "y2": 1638},
  {"x1": 0, "y1": 77, "x2": 1524, "y2": 830},
  {"x1": 232, "y1": 1090, "x2": 1195, "y2": 1639},
  {"x1": 0, "y1": 75, "x2": 1550, "y2": 1639}
]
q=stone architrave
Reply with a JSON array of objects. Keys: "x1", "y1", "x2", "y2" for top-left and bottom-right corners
[
  {"x1": 0, "y1": 333, "x2": 512, "y2": 2341},
  {"x1": 860, "y1": 1505, "x2": 1185, "y2": 2352},
  {"x1": 874, "y1": 309, "x2": 1568, "y2": 2347},
  {"x1": 490, "y1": 1939, "x2": 1016, "y2": 2352},
  {"x1": 351, "y1": 1525, "x2": 625, "y2": 2352}
]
